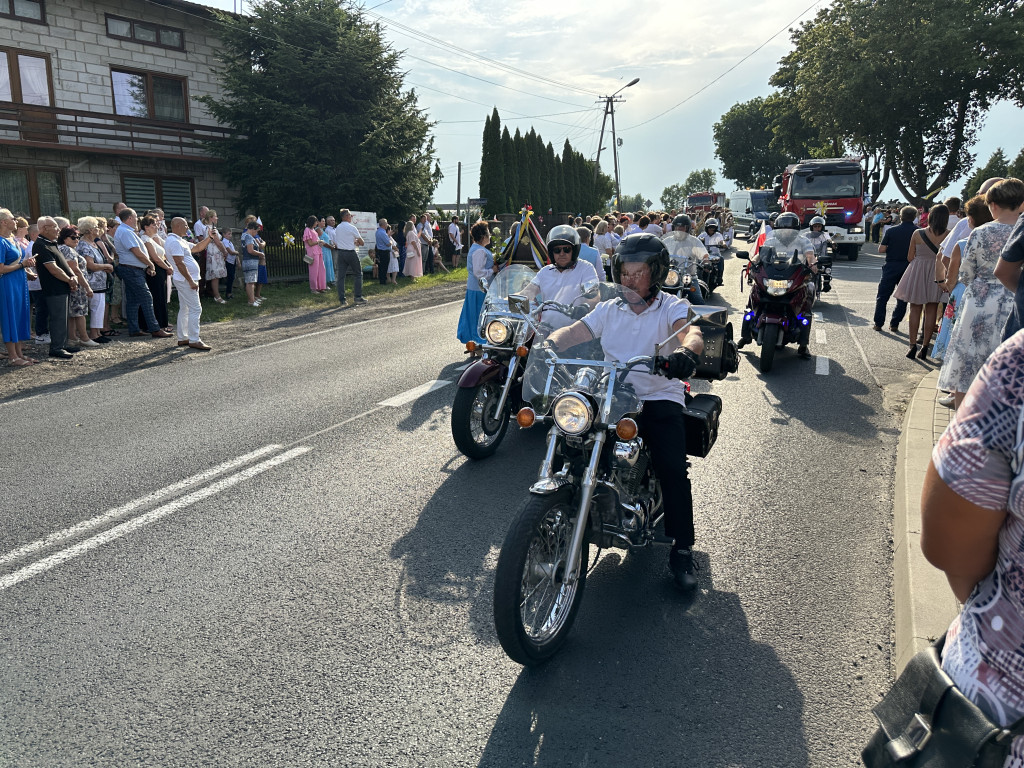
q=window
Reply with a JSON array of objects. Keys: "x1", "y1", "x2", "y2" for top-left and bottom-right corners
[
  {"x1": 0, "y1": 167, "x2": 66, "y2": 220},
  {"x1": 105, "y1": 14, "x2": 184, "y2": 51},
  {"x1": 0, "y1": 0, "x2": 44, "y2": 24},
  {"x1": 111, "y1": 69, "x2": 187, "y2": 122},
  {"x1": 123, "y1": 175, "x2": 194, "y2": 221},
  {"x1": 0, "y1": 47, "x2": 52, "y2": 106}
]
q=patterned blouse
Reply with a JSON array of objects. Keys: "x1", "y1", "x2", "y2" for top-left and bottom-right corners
[{"x1": 935, "y1": 330, "x2": 1024, "y2": 764}]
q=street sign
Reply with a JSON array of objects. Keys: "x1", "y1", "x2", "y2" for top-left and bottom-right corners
[{"x1": 468, "y1": 197, "x2": 487, "y2": 205}]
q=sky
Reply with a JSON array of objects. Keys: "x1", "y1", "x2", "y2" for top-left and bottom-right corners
[{"x1": 204, "y1": 0, "x2": 1022, "y2": 208}]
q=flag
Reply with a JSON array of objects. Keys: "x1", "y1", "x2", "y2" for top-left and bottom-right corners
[{"x1": 750, "y1": 220, "x2": 768, "y2": 258}]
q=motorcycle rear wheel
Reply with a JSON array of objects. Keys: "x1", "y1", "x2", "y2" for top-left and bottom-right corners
[
  {"x1": 451, "y1": 381, "x2": 510, "y2": 460},
  {"x1": 493, "y1": 487, "x2": 589, "y2": 666},
  {"x1": 759, "y1": 323, "x2": 779, "y2": 373}
]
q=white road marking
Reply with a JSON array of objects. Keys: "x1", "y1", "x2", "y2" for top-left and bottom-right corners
[
  {"x1": 0, "y1": 446, "x2": 312, "y2": 592},
  {"x1": 841, "y1": 304, "x2": 883, "y2": 388},
  {"x1": 815, "y1": 356, "x2": 829, "y2": 375},
  {"x1": 816, "y1": 329, "x2": 827, "y2": 344},
  {"x1": 0, "y1": 445, "x2": 283, "y2": 567},
  {"x1": 813, "y1": 312, "x2": 823, "y2": 321},
  {"x1": 830, "y1": 265, "x2": 881, "y2": 270},
  {"x1": 379, "y1": 379, "x2": 452, "y2": 407}
]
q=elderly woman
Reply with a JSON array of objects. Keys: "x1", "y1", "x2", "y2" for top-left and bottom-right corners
[
  {"x1": 403, "y1": 221, "x2": 422, "y2": 279},
  {"x1": 139, "y1": 214, "x2": 174, "y2": 330},
  {"x1": 938, "y1": 178, "x2": 1024, "y2": 408},
  {"x1": 303, "y1": 215, "x2": 326, "y2": 293},
  {"x1": 202, "y1": 209, "x2": 228, "y2": 303},
  {"x1": 922, "y1": 330, "x2": 1024, "y2": 763},
  {"x1": 57, "y1": 225, "x2": 98, "y2": 349},
  {"x1": 102, "y1": 217, "x2": 124, "y2": 329},
  {"x1": 77, "y1": 216, "x2": 115, "y2": 344},
  {"x1": 0, "y1": 208, "x2": 34, "y2": 365}
]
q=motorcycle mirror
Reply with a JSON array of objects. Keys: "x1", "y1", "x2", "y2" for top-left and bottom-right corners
[
  {"x1": 691, "y1": 306, "x2": 728, "y2": 327},
  {"x1": 581, "y1": 278, "x2": 600, "y2": 298},
  {"x1": 508, "y1": 293, "x2": 530, "y2": 316}
]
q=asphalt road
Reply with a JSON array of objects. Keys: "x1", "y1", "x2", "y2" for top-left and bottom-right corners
[{"x1": 0, "y1": 240, "x2": 935, "y2": 767}]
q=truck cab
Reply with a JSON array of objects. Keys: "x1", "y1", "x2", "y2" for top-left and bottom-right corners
[
  {"x1": 773, "y1": 158, "x2": 866, "y2": 260},
  {"x1": 684, "y1": 190, "x2": 726, "y2": 219}
]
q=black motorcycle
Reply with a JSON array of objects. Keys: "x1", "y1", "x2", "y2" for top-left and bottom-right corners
[
  {"x1": 740, "y1": 248, "x2": 814, "y2": 373},
  {"x1": 492, "y1": 285, "x2": 738, "y2": 666}
]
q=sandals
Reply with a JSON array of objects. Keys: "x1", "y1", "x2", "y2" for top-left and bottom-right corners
[
  {"x1": 102, "y1": 330, "x2": 122, "y2": 337},
  {"x1": 214, "y1": 297, "x2": 227, "y2": 304}
]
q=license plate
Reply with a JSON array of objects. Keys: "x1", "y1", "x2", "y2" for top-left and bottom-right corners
[{"x1": 769, "y1": 279, "x2": 788, "y2": 291}]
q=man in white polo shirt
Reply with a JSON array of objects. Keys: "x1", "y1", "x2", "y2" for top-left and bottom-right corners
[
  {"x1": 166, "y1": 217, "x2": 213, "y2": 350},
  {"x1": 331, "y1": 208, "x2": 366, "y2": 307},
  {"x1": 524, "y1": 225, "x2": 599, "y2": 325}
]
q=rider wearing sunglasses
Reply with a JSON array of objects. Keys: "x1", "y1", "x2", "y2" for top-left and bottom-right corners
[{"x1": 524, "y1": 225, "x2": 600, "y2": 322}]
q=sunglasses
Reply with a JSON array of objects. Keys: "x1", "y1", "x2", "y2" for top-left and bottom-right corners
[
  {"x1": 551, "y1": 245, "x2": 573, "y2": 255},
  {"x1": 67, "y1": 235, "x2": 80, "y2": 240}
]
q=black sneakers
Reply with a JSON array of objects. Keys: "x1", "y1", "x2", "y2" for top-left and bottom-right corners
[{"x1": 669, "y1": 548, "x2": 698, "y2": 593}]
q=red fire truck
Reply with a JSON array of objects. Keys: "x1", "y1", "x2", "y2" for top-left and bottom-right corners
[
  {"x1": 773, "y1": 157, "x2": 866, "y2": 260},
  {"x1": 684, "y1": 190, "x2": 726, "y2": 218}
]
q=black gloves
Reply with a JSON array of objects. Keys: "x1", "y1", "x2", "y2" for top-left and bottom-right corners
[
  {"x1": 654, "y1": 348, "x2": 701, "y2": 380},
  {"x1": 569, "y1": 304, "x2": 590, "y2": 321}
]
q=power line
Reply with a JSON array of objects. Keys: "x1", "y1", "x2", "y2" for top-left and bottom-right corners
[{"x1": 620, "y1": 0, "x2": 823, "y2": 132}]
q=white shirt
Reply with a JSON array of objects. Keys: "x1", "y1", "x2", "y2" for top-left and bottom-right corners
[
  {"x1": 941, "y1": 216, "x2": 972, "y2": 259},
  {"x1": 449, "y1": 222, "x2": 462, "y2": 249},
  {"x1": 644, "y1": 224, "x2": 662, "y2": 236},
  {"x1": 332, "y1": 220, "x2": 361, "y2": 250},
  {"x1": 699, "y1": 231, "x2": 726, "y2": 256},
  {"x1": 626, "y1": 224, "x2": 641, "y2": 235},
  {"x1": 165, "y1": 232, "x2": 199, "y2": 282},
  {"x1": 222, "y1": 236, "x2": 238, "y2": 264},
  {"x1": 530, "y1": 261, "x2": 600, "y2": 306},
  {"x1": 582, "y1": 292, "x2": 692, "y2": 406},
  {"x1": 193, "y1": 220, "x2": 208, "y2": 240},
  {"x1": 324, "y1": 225, "x2": 336, "y2": 248}
]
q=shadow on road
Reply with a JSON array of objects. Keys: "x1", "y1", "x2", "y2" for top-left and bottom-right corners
[{"x1": 476, "y1": 551, "x2": 810, "y2": 767}]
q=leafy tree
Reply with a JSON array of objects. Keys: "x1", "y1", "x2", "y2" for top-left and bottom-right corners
[
  {"x1": 660, "y1": 183, "x2": 686, "y2": 210},
  {"x1": 682, "y1": 169, "x2": 717, "y2": 196},
  {"x1": 1009, "y1": 148, "x2": 1024, "y2": 184},
  {"x1": 771, "y1": 0, "x2": 1024, "y2": 207},
  {"x1": 618, "y1": 193, "x2": 645, "y2": 212},
  {"x1": 962, "y1": 148, "x2": 1010, "y2": 199},
  {"x1": 713, "y1": 98, "x2": 792, "y2": 188},
  {"x1": 201, "y1": 0, "x2": 436, "y2": 228}
]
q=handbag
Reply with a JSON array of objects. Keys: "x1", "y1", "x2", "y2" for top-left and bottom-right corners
[
  {"x1": 303, "y1": 253, "x2": 314, "y2": 264},
  {"x1": 862, "y1": 636, "x2": 1024, "y2": 767}
]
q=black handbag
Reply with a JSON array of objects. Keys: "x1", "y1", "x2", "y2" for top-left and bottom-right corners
[{"x1": 863, "y1": 637, "x2": 1024, "y2": 767}]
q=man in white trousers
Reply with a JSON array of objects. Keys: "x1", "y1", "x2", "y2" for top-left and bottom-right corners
[{"x1": 166, "y1": 217, "x2": 213, "y2": 351}]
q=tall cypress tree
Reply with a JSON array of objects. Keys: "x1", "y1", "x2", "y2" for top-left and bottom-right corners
[
  {"x1": 552, "y1": 155, "x2": 563, "y2": 214},
  {"x1": 501, "y1": 126, "x2": 518, "y2": 213},
  {"x1": 479, "y1": 107, "x2": 505, "y2": 217},
  {"x1": 535, "y1": 133, "x2": 551, "y2": 213},
  {"x1": 561, "y1": 140, "x2": 576, "y2": 215},
  {"x1": 479, "y1": 111, "x2": 493, "y2": 209},
  {"x1": 514, "y1": 129, "x2": 530, "y2": 207},
  {"x1": 546, "y1": 142, "x2": 560, "y2": 213}
]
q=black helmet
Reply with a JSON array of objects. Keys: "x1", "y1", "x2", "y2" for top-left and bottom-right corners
[
  {"x1": 612, "y1": 233, "x2": 670, "y2": 297},
  {"x1": 774, "y1": 212, "x2": 800, "y2": 230},
  {"x1": 545, "y1": 224, "x2": 580, "y2": 269},
  {"x1": 672, "y1": 214, "x2": 692, "y2": 232},
  {"x1": 769, "y1": 212, "x2": 779, "y2": 224}
]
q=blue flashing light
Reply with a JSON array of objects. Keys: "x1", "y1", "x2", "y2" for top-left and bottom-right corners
[
  {"x1": 744, "y1": 311, "x2": 754, "y2": 321},
  {"x1": 801, "y1": 318, "x2": 810, "y2": 326}
]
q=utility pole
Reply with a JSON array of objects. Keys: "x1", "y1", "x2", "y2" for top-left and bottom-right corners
[
  {"x1": 593, "y1": 77, "x2": 638, "y2": 210},
  {"x1": 456, "y1": 161, "x2": 461, "y2": 220}
]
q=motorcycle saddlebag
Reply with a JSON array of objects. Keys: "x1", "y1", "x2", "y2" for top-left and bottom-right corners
[
  {"x1": 683, "y1": 393, "x2": 722, "y2": 458},
  {"x1": 693, "y1": 322, "x2": 739, "y2": 381}
]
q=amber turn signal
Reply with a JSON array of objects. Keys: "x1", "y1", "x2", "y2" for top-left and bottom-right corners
[
  {"x1": 465, "y1": 341, "x2": 477, "y2": 353},
  {"x1": 516, "y1": 346, "x2": 529, "y2": 357},
  {"x1": 615, "y1": 417, "x2": 638, "y2": 440},
  {"x1": 516, "y1": 407, "x2": 536, "y2": 428}
]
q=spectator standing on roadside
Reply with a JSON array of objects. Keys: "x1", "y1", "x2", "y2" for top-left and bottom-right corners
[
  {"x1": 193, "y1": 205, "x2": 210, "y2": 291},
  {"x1": 375, "y1": 218, "x2": 391, "y2": 285},
  {"x1": 220, "y1": 229, "x2": 238, "y2": 300},
  {"x1": 303, "y1": 215, "x2": 326, "y2": 293},
  {"x1": 102, "y1": 217, "x2": 123, "y2": 328},
  {"x1": 139, "y1": 215, "x2": 173, "y2": 331},
  {"x1": 418, "y1": 213, "x2": 435, "y2": 276},
  {"x1": 456, "y1": 220, "x2": 498, "y2": 344},
  {"x1": 58, "y1": 225, "x2": 98, "y2": 350},
  {"x1": 575, "y1": 227, "x2": 603, "y2": 275},
  {"x1": 166, "y1": 217, "x2": 212, "y2": 350},
  {"x1": 872, "y1": 205, "x2": 920, "y2": 332},
  {"x1": 332, "y1": 209, "x2": 366, "y2": 307},
  {"x1": 241, "y1": 220, "x2": 264, "y2": 307},
  {"x1": 202, "y1": 210, "x2": 228, "y2": 303},
  {"x1": 113, "y1": 208, "x2": 171, "y2": 339},
  {"x1": 77, "y1": 217, "x2": 114, "y2": 345},
  {"x1": 33, "y1": 217, "x2": 78, "y2": 358},
  {"x1": 403, "y1": 221, "x2": 422, "y2": 279},
  {"x1": 448, "y1": 215, "x2": 462, "y2": 268},
  {"x1": 893, "y1": 204, "x2": 950, "y2": 360},
  {"x1": 322, "y1": 215, "x2": 337, "y2": 287},
  {"x1": 870, "y1": 207, "x2": 885, "y2": 243},
  {"x1": 0, "y1": 208, "x2": 33, "y2": 366}
]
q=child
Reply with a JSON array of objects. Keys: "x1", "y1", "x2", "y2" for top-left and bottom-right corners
[{"x1": 386, "y1": 225, "x2": 400, "y2": 284}]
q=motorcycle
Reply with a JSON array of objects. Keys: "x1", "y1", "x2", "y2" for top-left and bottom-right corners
[
  {"x1": 492, "y1": 284, "x2": 738, "y2": 666},
  {"x1": 803, "y1": 231, "x2": 833, "y2": 301},
  {"x1": 451, "y1": 265, "x2": 537, "y2": 459},
  {"x1": 739, "y1": 247, "x2": 815, "y2": 373},
  {"x1": 661, "y1": 233, "x2": 708, "y2": 305}
]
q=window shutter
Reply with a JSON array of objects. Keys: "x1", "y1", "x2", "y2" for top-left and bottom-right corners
[
  {"x1": 160, "y1": 179, "x2": 193, "y2": 219},
  {"x1": 124, "y1": 176, "x2": 157, "y2": 213}
]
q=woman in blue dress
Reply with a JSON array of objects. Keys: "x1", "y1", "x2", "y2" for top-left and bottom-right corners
[
  {"x1": 0, "y1": 208, "x2": 34, "y2": 366},
  {"x1": 456, "y1": 221, "x2": 498, "y2": 344},
  {"x1": 318, "y1": 219, "x2": 336, "y2": 286}
]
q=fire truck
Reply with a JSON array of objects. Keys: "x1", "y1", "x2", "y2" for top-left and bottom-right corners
[
  {"x1": 684, "y1": 190, "x2": 726, "y2": 218},
  {"x1": 773, "y1": 157, "x2": 866, "y2": 260}
]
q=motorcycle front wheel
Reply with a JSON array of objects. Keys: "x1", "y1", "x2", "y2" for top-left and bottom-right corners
[
  {"x1": 493, "y1": 487, "x2": 589, "y2": 666},
  {"x1": 759, "y1": 323, "x2": 779, "y2": 373},
  {"x1": 451, "y1": 381, "x2": 510, "y2": 460}
]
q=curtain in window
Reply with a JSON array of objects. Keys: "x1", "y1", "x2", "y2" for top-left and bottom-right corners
[
  {"x1": 17, "y1": 54, "x2": 49, "y2": 106},
  {"x1": 152, "y1": 77, "x2": 185, "y2": 122},
  {"x1": 0, "y1": 56, "x2": 11, "y2": 102},
  {"x1": 36, "y1": 171, "x2": 62, "y2": 216},
  {"x1": 12, "y1": 0, "x2": 42, "y2": 20},
  {"x1": 0, "y1": 169, "x2": 31, "y2": 218}
]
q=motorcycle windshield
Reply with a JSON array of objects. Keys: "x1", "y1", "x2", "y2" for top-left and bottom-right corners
[
  {"x1": 523, "y1": 283, "x2": 657, "y2": 424},
  {"x1": 482, "y1": 264, "x2": 536, "y2": 313},
  {"x1": 662, "y1": 232, "x2": 703, "y2": 276}
]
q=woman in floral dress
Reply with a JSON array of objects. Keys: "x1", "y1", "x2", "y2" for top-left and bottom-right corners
[{"x1": 938, "y1": 179, "x2": 1024, "y2": 408}]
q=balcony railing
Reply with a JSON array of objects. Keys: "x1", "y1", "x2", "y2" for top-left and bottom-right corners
[{"x1": 0, "y1": 104, "x2": 233, "y2": 160}]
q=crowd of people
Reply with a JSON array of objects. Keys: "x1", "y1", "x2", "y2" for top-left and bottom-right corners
[{"x1": 0, "y1": 200, "x2": 263, "y2": 365}]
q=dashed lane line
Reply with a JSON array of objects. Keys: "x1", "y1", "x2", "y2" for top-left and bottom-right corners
[
  {"x1": 815, "y1": 355, "x2": 829, "y2": 376},
  {"x1": 378, "y1": 379, "x2": 452, "y2": 407}
]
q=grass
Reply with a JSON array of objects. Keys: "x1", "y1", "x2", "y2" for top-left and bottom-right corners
[{"x1": 168, "y1": 268, "x2": 468, "y2": 323}]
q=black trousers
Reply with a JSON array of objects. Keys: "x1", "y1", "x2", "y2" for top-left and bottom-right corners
[
  {"x1": 43, "y1": 293, "x2": 69, "y2": 352},
  {"x1": 422, "y1": 243, "x2": 435, "y2": 275},
  {"x1": 32, "y1": 290, "x2": 48, "y2": 336},
  {"x1": 377, "y1": 249, "x2": 390, "y2": 284},
  {"x1": 874, "y1": 262, "x2": 909, "y2": 327},
  {"x1": 138, "y1": 270, "x2": 169, "y2": 329},
  {"x1": 637, "y1": 399, "x2": 694, "y2": 547}
]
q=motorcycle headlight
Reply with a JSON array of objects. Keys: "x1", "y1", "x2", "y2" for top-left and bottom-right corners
[
  {"x1": 485, "y1": 319, "x2": 511, "y2": 345},
  {"x1": 767, "y1": 279, "x2": 790, "y2": 296},
  {"x1": 664, "y1": 269, "x2": 680, "y2": 287},
  {"x1": 552, "y1": 393, "x2": 594, "y2": 436}
]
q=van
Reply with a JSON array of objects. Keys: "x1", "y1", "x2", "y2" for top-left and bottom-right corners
[{"x1": 729, "y1": 190, "x2": 777, "y2": 238}]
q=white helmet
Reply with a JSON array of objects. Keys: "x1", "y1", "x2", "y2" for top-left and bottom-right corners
[
  {"x1": 704, "y1": 217, "x2": 719, "y2": 231},
  {"x1": 809, "y1": 215, "x2": 826, "y2": 230}
]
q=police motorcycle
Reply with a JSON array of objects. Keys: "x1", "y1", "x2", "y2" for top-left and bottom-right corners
[
  {"x1": 491, "y1": 278, "x2": 738, "y2": 665},
  {"x1": 451, "y1": 265, "x2": 537, "y2": 459},
  {"x1": 697, "y1": 218, "x2": 725, "y2": 294},
  {"x1": 804, "y1": 215, "x2": 833, "y2": 300},
  {"x1": 661, "y1": 219, "x2": 708, "y2": 305},
  {"x1": 738, "y1": 213, "x2": 816, "y2": 373}
]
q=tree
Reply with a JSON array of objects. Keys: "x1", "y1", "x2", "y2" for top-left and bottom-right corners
[
  {"x1": 713, "y1": 98, "x2": 792, "y2": 189},
  {"x1": 1009, "y1": 148, "x2": 1024, "y2": 184},
  {"x1": 561, "y1": 140, "x2": 576, "y2": 213},
  {"x1": 962, "y1": 148, "x2": 1010, "y2": 199},
  {"x1": 201, "y1": 0, "x2": 437, "y2": 228},
  {"x1": 478, "y1": 108, "x2": 506, "y2": 218},
  {"x1": 660, "y1": 184, "x2": 686, "y2": 210},
  {"x1": 771, "y1": 0, "x2": 1024, "y2": 207},
  {"x1": 501, "y1": 126, "x2": 518, "y2": 212},
  {"x1": 618, "y1": 193, "x2": 645, "y2": 212},
  {"x1": 681, "y1": 169, "x2": 717, "y2": 196}
]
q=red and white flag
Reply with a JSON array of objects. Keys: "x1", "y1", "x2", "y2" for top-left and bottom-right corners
[{"x1": 749, "y1": 220, "x2": 768, "y2": 258}]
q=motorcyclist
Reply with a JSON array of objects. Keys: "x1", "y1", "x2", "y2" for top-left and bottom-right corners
[
  {"x1": 524, "y1": 224, "x2": 600, "y2": 324},
  {"x1": 738, "y1": 211, "x2": 817, "y2": 359},
  {"x1": 662, "y1": 214, "x2": 709, "y2": 303},
  {"x1": 804, "y1": 215, "x2": 833, "y2": 261},
  {"x1": 541, "y1": 233, "x2": 705, "y2": 593},
  {"x1": 698, "y1": 217, "x2": 727, "y2": 285}
]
